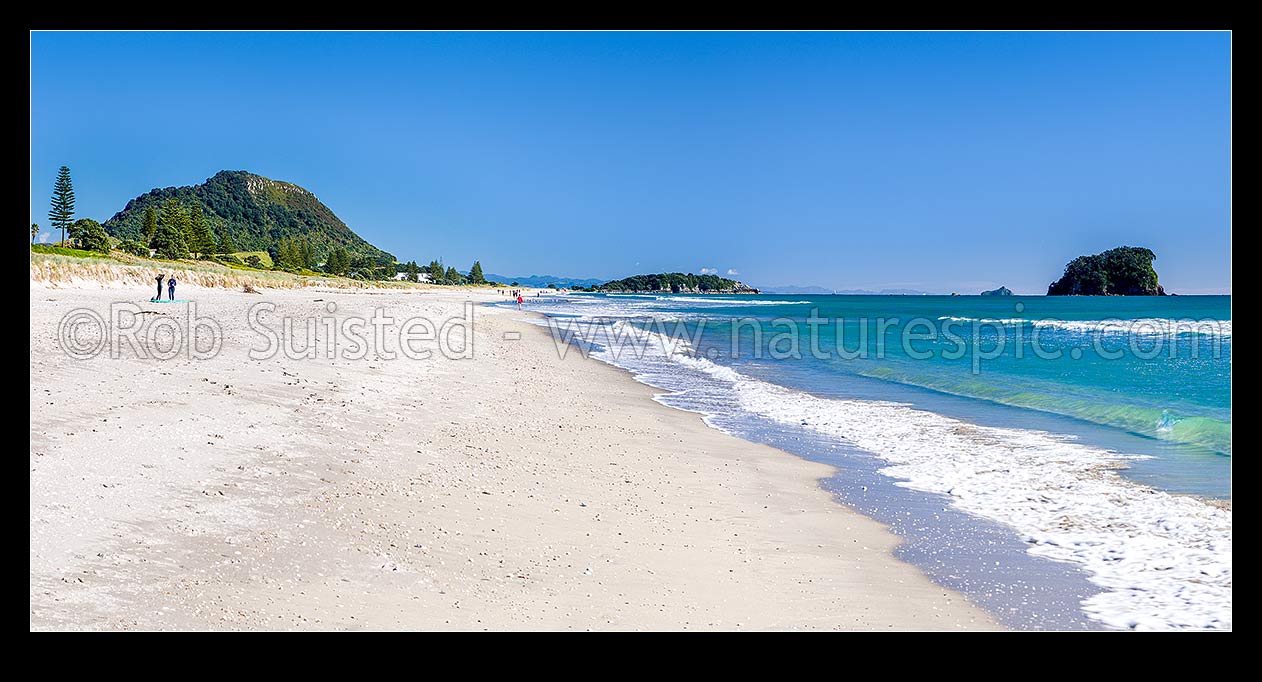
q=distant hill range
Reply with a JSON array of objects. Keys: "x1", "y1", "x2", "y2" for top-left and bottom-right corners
[
  {"x1": 594, "y1": 273, "x2": 759, "y2": 294},
  {"x1": 707, "y1": 284, "x2": 938, "y2": 295},
  {"x1": 484, "y1": 273, "x2": 606, "y2": 288},
  {"x1": 758, "y1": 285, "x2": 835, "y2": 294},
  {"x1": 834, "y1": 288, "x2": 933, "y2": 295},
  {"x1": 102, "y1": 170, "x2": 394, "y2": 264}
]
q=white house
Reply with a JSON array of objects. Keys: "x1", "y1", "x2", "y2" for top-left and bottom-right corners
[{"x1": 393, "y1": 271, "x2": 432, "y2": 283}]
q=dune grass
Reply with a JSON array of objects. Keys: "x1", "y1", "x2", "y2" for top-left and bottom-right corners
[
  {"x1": 29, "y1": 245, "x2": 506, "y2": 293},
  {"x1": 30, "y1": 248, "x2": 427, "y2": 291}
]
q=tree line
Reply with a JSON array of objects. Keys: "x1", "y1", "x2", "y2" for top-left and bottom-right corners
[{"x1": 394, "y1": 259, "x2": 488, "y2": 285}]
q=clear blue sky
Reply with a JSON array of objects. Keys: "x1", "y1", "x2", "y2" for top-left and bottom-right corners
[{"x1": 30, "y1": 31, "x2": 1231, "y2": 294}]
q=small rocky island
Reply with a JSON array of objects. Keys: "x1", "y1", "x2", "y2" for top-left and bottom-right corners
[
  {"x1": 980, "y1": 286, "x2": 1013, "y2": 296},
  {"x1": 1048, "y1": 246, "x2": 1166, "y2": 296}
]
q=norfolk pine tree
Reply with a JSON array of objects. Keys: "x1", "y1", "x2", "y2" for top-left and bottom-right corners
[
  {"x1": 153, "y1": 199, "x2": 190, "y2": 259},
  {"x1": 142, "y1": 205, "x2": 158, "y2": 245},
  {"x1": 187, "y1": 204, "x2": 216, "y2": 259},
  {"x1": 48, "y1": 166, "x2": 75, "y2": 245}
]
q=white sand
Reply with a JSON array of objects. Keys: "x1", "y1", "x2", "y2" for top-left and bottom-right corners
[{"x1": 29, "y1": 285, "x2": 997, "y2": 630}]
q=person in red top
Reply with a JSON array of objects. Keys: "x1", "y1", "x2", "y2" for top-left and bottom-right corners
[{"x1": 516, "y1": 293, "x2": 524, "y2": 310}]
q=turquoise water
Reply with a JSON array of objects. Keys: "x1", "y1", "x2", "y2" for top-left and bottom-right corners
[
  {"x1": 535, "y1": 293, "x2": 1231, "y2": 496},
  {"x1": 510, "y1": 292, "x2": 1232, "y2": 628}
]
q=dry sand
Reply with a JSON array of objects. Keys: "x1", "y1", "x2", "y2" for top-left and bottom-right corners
[{"x1": 29, "y1": 284, "x2": 998, "y2": 630}]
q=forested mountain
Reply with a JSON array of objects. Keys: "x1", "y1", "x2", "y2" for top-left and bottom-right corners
[{"x1": 102, "y1": 170, "x2": 393, "y2": 264}]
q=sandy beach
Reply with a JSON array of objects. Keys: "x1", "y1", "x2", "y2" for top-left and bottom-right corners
[{"x1": 30, "y1": 284, "x2": 997, "y2": 631}]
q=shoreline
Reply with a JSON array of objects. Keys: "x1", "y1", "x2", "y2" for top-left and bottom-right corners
[
  {"x1": 30, "y1": 285, "x2": 997, "y2": 630},
  {"x1": 511, "y1": 299, "x2": 1104, "y2": 630},
  {"x1": 513, "y1": 294, "x2": 1231, "y2": 630}
]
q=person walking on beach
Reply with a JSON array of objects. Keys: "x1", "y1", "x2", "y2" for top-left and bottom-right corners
[
  {"x1": 167, "y1": 275, "x2": 178, "y2": 301},
  {"x1": 154, "y1": 273, "x2": 164, "y2": 301},
  {"x1": 517, "y1": 293, "x2": 523, "y2": 310}
]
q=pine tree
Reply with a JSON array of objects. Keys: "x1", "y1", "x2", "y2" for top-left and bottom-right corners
[
  {"x1": 160, "y1": 199, "x2": 188, "y2": 233},
  {"x1": 181, "y1": 209, "x2": 197, "y2": 250},
  {"x1": 142, "y1": 205, "x2": 158, "y2": 245},
  {"x1": 275, "y1": 237, "x2": 311, "y2": 271},
  {"x1": 187, "y1": 204, "x2": 216, "y2": 259},
  {"x1": 217, "y1": 230, "x2": 237, "y2": 255},
  {"x1": 48, "y1": 166, "x2": 76, "y2": 245},
  {"x1": 469, "y1": 260, "x2": 486, "y2": 284},
  {"x1": 429, "y1": 259, "x2": 445, "y2": 284},
  {"x1": 445, "y1": 266, "x2": 462, "y2": 285},
  {"x1": 151, "y1": 219, "x2": 188, "y2": 259},
  {"x1": 325, "y1": 247, "x2": 349, "y2": 276},
  {"x1": 301, "y1": 241, "x2": 316, "y2": 270},
  {"x1": 275, "y1": 238, "x2": 291, "y2": 269},
  {"x1": 153, "y1": 199, "x2": 189, "y2": 259},
  {"x1": 405, "y1": 260, "x2": 420, "y2": 282}
]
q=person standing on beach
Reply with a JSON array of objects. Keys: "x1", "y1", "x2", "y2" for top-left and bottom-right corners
[
  {"x1": 154, "y1": 273, "x2": 164, "y2": 301},
  {"x1": 517, "y1": 293, "x2": 523, "y2": 310},
  {"x1": 167, "y1": 275, "x2": 178, "y2": 301}
]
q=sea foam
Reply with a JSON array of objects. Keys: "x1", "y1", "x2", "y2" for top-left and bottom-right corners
[{"x1": 566, "y1": 317, "x2": 1232, "y2": 630}]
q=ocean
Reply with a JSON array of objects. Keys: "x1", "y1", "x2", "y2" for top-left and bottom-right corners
[{"x1": 503, "y1": 292, "x2": 1231, "y2": 630}]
